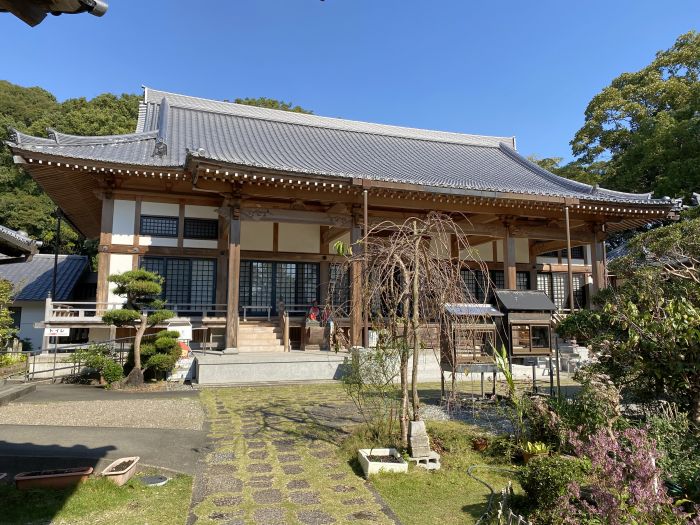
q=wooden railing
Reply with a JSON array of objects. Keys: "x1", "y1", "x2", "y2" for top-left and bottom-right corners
[
  {"x1": 46, "y1": 298, "x2": 227, "y2": 323},
  {"x1": 241, "y1": 305, "x2": 271, "y2": 321}
]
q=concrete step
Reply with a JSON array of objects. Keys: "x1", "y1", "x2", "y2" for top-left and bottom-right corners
[
  {"x1": 0, "y1": 382, "x2": 36, "y2": 406},
  {"x1": 237, "y1": 334, "x2": 283, "y2": 342},
  {"x1": 239, "y1": 327, "x2": 282, "y2": 334},
  {"x1": 238, "y1": 345, "x2": 285, "y2": 352}
]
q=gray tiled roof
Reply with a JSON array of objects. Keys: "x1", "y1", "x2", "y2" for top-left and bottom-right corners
[
  {"x1": 7, "y1": 87, "x2": 661, "y2": 204},
  {"x1": 0, "y1": 225, "x2": 41, "y2": 257},
  {"x1": 494, "y1": 290, "x2": 556, "y2": 312},
  {"x1": 0, "y1": 254, "x2": 88, "y2": 301}
]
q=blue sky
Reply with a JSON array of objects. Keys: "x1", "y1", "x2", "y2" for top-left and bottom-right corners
[{"x1": 2, "y1": 0, "x2": 698, "y2": 161}]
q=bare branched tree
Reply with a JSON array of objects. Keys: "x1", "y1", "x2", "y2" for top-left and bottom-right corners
[{"x1": 327, "y1": 212, "x2": 491, "y2": 447}]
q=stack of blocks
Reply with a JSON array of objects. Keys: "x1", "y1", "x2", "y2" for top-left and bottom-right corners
[{"x1": 408, "y1": 420, "x2": 441, "y2": 470}]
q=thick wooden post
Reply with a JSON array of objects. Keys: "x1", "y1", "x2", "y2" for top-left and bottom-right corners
[
  {"x1": 96, "y1": 195, "x2": 114, "y2": 310},
  {"x1": 528, "y1": 240, "x2": 538, "y2": 291},
  {"x1": 350, "y1": 219, "x2": 362, "y2": 347},
  {"x1": 319, "y1": 226, "x2": 330, "y2": 306},
  {"x1": 590, "y1": 226, "x2": 606, "y2": 298},
  {"x1": 225, "y1": 206, "x2": 241, "y2": 352},
  {"x1": 503, "y1": 226, "x2": 516, "y2": 290},
  {"x1": 564, "y1": 206, "x2": 575, "y2": 311}
]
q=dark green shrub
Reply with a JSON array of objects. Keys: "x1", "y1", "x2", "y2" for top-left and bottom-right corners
[
  {"x1": 71, "y1": 344, "x2": 123, "y2": 385},
  {"x1": 555, "y1": 308, "x2": 606, "y2": 343},
  {"x1": 127, "y1": 330, "x2": 182, "y2": 379},
  {"x1": 518, "y1": 454, "x2": 590, "y2": 523},
  {"x1": 101, "y1": 359, "x2": 124, "y2": 384}
]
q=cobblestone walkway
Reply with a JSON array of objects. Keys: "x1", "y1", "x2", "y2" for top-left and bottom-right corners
[{"x1": 188, "y1": 384, "x2": 399, "y2": 525}]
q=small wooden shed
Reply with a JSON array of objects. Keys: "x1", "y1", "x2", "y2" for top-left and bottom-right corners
[
  {"x1": 439, "y1": 303, "x2": 503, "y2": 399},
  {"x1": 493, "y1": 290, "x2": 556, "y2": 362}
]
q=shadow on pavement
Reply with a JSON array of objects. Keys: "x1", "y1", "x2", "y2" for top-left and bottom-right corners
[{"x1": 0, "y1": 440, "x2": 116, "y2": 524}]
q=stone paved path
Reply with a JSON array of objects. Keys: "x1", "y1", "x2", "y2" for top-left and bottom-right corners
[{"x1": 188, "y1": 384, "x2": 399, "y2": 525}]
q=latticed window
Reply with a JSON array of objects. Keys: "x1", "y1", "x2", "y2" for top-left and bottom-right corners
[
  {"x1": 140, "y1": 215, "x2": 178, "y2": 237},
  {"x1": 461, "y1": 269, "x2": 486, "y2": 302},
  {"x1": 140, "y1": 257, "x2": 216, "y2": 306},
  {"x1": 239, "y1": 261, "x2": 320, "y2": 315},
  {"x1": 516, "y1": 271, "x2": 530, "y2": 291},
  {"x1": 562, "y1": 246, "x2": 585, "y2": 259},
  {"x1": 329, "y1": 263, "x2": 349, "y2": 313},
  {"x1": 537, "y1": 272, "x2": 586, "y2": 310},
  {"x1": 184, "y1": 218, "x2": 218, "y2": 239},
  {"x1": 490, "y1": 270, "x2": 505, "y2": 290}
]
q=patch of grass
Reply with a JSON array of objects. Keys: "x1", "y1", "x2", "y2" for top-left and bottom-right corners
[
  {"x1": 343, "y1": 419, "x2": 520, "y2": 525},
  {"x1": 0, "y1": 469, "x2": 192, "y2": 525}
]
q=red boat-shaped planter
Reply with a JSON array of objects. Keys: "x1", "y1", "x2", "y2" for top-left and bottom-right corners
[{"x1": 15, "y1": 466, "x2": 93, "y2": 490}]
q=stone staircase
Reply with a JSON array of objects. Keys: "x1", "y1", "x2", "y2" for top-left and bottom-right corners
[{"x1": 237, "y1": 321, "x2": 285, "y2": 352}]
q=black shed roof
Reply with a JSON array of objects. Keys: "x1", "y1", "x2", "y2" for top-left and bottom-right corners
[{"x1": 493, "y1": 290, "x2": 556, "y2": 312}]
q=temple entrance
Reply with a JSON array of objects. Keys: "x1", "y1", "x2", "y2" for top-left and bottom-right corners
[{"x1": 239, "y1": 261, "x2": 320, "y2": 317}]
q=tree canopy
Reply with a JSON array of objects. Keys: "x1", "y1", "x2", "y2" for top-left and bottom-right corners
[
  {"x1": 0, "y1": 81, "x2": 141, "y2": 254},
  {"x1": 532, "y1": 31, "x2": 700, "y2": 200},
  {"x1": 233, "y1": 97, "x2": 312, "y2": 114}
]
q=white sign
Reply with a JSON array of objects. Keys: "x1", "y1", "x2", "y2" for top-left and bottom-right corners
[{"x1": 44, "y1": 327, "x2": 70, "y2": 337}]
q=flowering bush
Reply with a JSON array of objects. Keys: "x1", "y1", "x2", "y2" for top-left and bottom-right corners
[{"x1": 555, "y1": 428, "x2": 700, "y2": 525}]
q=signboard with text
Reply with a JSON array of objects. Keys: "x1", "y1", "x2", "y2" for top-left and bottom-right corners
[{"x1": 44, "y1": 327, "x2": 70, "y2": 337}]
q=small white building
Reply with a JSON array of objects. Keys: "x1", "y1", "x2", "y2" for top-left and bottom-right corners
[{"x1": 0, "y1": 225, "x2": 89, "y2": 351}]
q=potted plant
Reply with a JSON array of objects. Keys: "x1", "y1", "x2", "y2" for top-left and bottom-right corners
[
  {"x1": 357, "y1": 448, "x2": 408, "y2": 478},
  {"x1": 522, "y1": 441, "x2": 549, "y2": 464},
  {"x1": 101, "y1": 456, "x2": 140, "y2": 486},
  {"x1": 15, "y1": 466, "x2": 93, "y2": 490},
  {"x1": 472, "y1": 436, "x2": 489, "y2": 452}
]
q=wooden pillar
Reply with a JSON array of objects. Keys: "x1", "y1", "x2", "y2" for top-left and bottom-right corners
[
  {"x1": 319, "y1": 226, "x2": 330, "y2": 306},
  {"x1": 225, "y1": 206, "x2": 241, "y2": 352},
  {"x1": 503, "y1": 227, "x2": 516, "y2": 290},
  {"x1": 96, "y1": 196, "x2": 114, "y2": 310},
  {"x1": 450, "y1": 234, "x2": 459, "y2": 259},
  {"x1": 564, "y1": 206, "x2": 575, "y2": 311},
  {"x1": 590, "y1": 227, "x2": 606, "y2": 298},
  {"x1": 215, "y1": 208, "x2": 228, "y2": 306},
  {"x1": 528, "y1": 240, "x2": 538, "y2": 291},
  {"x1": 350, "y1": 219, "x2": 362, "y2": 347}
]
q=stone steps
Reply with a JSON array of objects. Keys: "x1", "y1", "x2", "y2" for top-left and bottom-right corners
[{"x1": 238, "y1": 323, "x2": 284, "y2": 352}]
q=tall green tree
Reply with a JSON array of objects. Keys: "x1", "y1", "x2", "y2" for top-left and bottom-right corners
[
  {"x1": 0, "y1": 81, "x2": 141, "y2": 253},
  {"x1": 0, "y1": 278, "x2": 17, "y2": 347},
  {"x1": 233, "y1": 97, "x2": 312, "y2": 114},
  {"x1": 571, "y1": 31, "x2": 700, "y2": 198},
  {"x1": 101, "y1": 269, "x2": 174, "y2": 386}
]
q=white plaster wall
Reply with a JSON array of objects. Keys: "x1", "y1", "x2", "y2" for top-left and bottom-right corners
[
  {"x1": 241, "y1": 221, "x2": 273, "y2": 251},
  {"x1": 515, "y1": 238, "x2": 530, "y2": 264},
  {"x1": 108, "y1": 254, "x2": 133, "y2": 304},
  {"x1": 14, "y1": 300, "x2": 45, "y2": 352},
  {"x1": 537, "y1": 255, "x2": 559, "y2": 265},
  {"x1": 183, "y1": 239, "x2": 218, "y2": 249},
  {"x1": 112, "y1": 199, "x2": 135, "y2": 245},
  {"x1": 495, "y1": 240, "x2": 503, "y2": 262},
  {"x1": 185, "y1": 205, "x2": 218, "y2": 219},
  {"x1": 461, "y1": 242, "x2": 493, "y2": 262},
  {"x1": 139, "y1": 236, "x2": 178, "y2": 247},
  {"x1": 279, "y1": 223, "x2": 320, "y2": 253},
  {"x1": 141, "y1": 202, "x2": 179, "y2": 216}
]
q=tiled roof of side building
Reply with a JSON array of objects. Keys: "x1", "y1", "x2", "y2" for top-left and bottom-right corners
[
  {"x1": 0, "y1": 254, "x2": 88, "y2": 301},
  {"x1": 7, "y1": 87, "x2": 661, "y2": 205}
]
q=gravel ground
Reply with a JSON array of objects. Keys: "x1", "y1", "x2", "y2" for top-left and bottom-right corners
[
  {"x1": 0, "y1": 398, "x2": 205, "y2": 430},
  {"x1": 420, "y1": 401, "x2": 514, "y2": 434}
]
